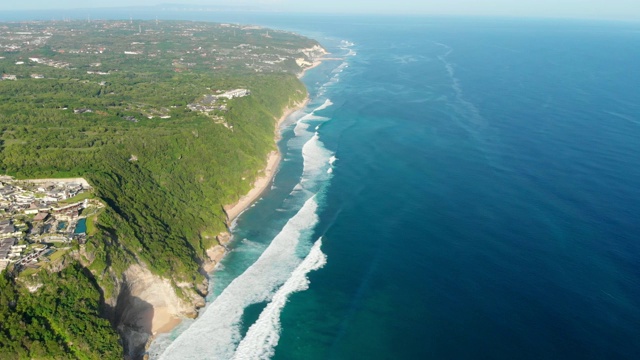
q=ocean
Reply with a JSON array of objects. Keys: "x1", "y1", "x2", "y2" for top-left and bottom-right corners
[
  {"x1": 150, "y1": 16, "x2": 640, "y2": 359},
  {"x1": 4, "y1": 10, "x2": 639, "y2": 359}
]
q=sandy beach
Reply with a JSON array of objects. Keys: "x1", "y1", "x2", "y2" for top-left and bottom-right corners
[
  {"x1": 298, "y1": 60, "x2": 323, "y2": 78},
  {"x1": 223, "y1": 98, "x2": 309, "y2": 223},
  {"x1": 152, "y1": 99, "x2": 310, "y2": 337},
  {"x1": 153, "y1": 60, "x2": 320, "y2": 337}
]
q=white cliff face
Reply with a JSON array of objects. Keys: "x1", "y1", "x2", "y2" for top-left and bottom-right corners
[
  {"x1": 122, "y1": 264, "x2": 198, "y2": 333},
  {"x1": 118, "y1": 264, "x2": 204, "y2": 358},
  {"x1": 296, "y1": 45, "x2": 329, "y2": 77},
  {"x1": 301, "y1": 44, "x2": 328, "y2": 59}
]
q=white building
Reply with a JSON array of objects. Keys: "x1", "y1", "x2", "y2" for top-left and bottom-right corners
[{"x1": 217, "y1": 89, "x2": 250, "y2": 99}]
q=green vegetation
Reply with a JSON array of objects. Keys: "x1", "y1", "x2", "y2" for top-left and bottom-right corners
[
  {"x1": 48, "y1": 250, "x2": 67, "y2": 262},
  {"x1": 0, "y1": 265, "x2": 122, "y2": 359},
  {"x1": 59, "y1": 191, "x2": 95, "y2": 204},
  {"x1": 0, "y1": 19, "x2": 319, "y2": 357},
  {"x1": 85, "y1": 212, "x2": 100, "y2": 236}
]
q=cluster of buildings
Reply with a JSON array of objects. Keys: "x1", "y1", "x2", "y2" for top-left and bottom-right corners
[
  {"x1": 187, "y1": 89, "x2": 249, "y2": 114},
  {"x1": 1, "y1": 73, "x2": 44, "y2": 80},
  {"x1": 0, "y1": 180, "x2": 86, "y2": 211},
  {"x1": 86, "y1": 70, "x2": 110, "y2": 75},
  {"x1": 0, "y1": 178, "x2": 96, "y2": 274},
  {"x1": 28, "y1": 57, "x2": 70, "y2": 69},
  {"x1": 218, "y1": 89, "x2": 251, "y2": 99},
  {"x1": 0, "y1": 28, "x2": 51, "y2": 53},
  {"x1": 0, "y1": 225, "x2": 28, "y2": 273},
  {"x1": 1, "y1": 20, "x2": 324, "y2": 86}
]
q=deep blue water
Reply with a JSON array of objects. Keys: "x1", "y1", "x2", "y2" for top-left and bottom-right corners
[
  {"x1": 6, "y1": 10, "x2": 639, "y2": 359},
  {"x1": 154, "y1": 17, "x2": 640, "y2": 359}
]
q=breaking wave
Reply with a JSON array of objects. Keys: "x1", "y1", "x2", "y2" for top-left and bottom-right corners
[
  {"x1": 158, "y1": 111, "x2": 334, "y2": 360},
  {"x1": 302, "y1": 132, "x2": 333, "y2": 188},
  {"x1": 154, "y1": 39, "x2": 349, "y2": 360},
  {"x1": 232, "y1": 238, "x2": 327, "y2": 360},
  {"x1": 293, "y1": 99, "x2": 333, "y2": 136},
  {"x1": 314, "y1": 99, "x2": 334, "y2": 112},
  {"x1": 159, "y1": 195, "x2": 322, "y2": 360}
]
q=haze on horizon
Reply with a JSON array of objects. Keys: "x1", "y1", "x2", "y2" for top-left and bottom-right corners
[{"x1": 2, "y1": 0, "x2": 640, "y2": 21}]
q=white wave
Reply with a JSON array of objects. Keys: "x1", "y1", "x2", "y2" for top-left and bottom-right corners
[
  {"x1": 302, "y1": 133, "x2": 334, "y2": 187},
  {"x1": 327, "y1": 168, "x2": 333, "y2": 174},
  {"x1": 159, "y1": 195, "x2": 321, "y2": 360},
  {"x1": 340, "y1": 40, "x2": 355, "y2": 47},
  {"x1": 294, "y1": 113, "x2": 331, "y2": 136},
  {"x1": 332, "y1": 62, "x2": 349, "y2": 74},
  {"x1": 233, "y1": 238, "x2": 326, "y2": 360},
  {"x1": 329, "y1": 155, "x2": 338, "y2": 166},
  {"x1": 294, "y1": 121, "x2": 310, "y2": 136},
  {"x1": 313, "y1": 99, "x2": 333, "y2": 112}
]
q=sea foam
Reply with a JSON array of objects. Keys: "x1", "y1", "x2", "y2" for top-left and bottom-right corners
[
  {"x1": 302, "y1": 133, "x2": 334, "y2": 188},
  {"x1": 159, "y1": 195, "x2": 322, "y2": 360},
  {"x1": 294, "y1": 114, "x2": 329, "y2": 136},
  {"x1": 232, "y1": 238, "x2": 327, "y2": 360},
  {"x1": 156, "y1": 44, "x2": 346, "y2": 360},
  {"x1": 160, "y1": 131, "x2": 333, "y2": 360},
  {"x1": 314, "y1": 99, "x2": 334, "y2": 112}
]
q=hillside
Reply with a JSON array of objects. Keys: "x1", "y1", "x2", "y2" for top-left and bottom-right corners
[{"x1": 0, "y1": 20, "x2": 325, "y2": 358}]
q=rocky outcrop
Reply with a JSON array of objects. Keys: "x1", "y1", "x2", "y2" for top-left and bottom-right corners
[
  {"x1": 301, "y1": 44, "x2": 328, "y2": 59},
  {"x1": 202, "y1": 232, "x2": 231, "y2": 274},
  {"x1": 115, "y1": 264, "x2": 203, "y2": 359}
]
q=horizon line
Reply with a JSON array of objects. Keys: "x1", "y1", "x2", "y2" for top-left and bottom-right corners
[{"x1": 0, "y1": 5, "x2": 638, "y2": 24}]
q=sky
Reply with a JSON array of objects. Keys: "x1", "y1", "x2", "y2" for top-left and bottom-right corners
[{"x1": 1, "y1": 0, "x2": 639, "y2": 20}]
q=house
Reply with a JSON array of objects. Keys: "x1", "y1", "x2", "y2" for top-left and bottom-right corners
[
  {"x1": 33, "y1": 212, "x2": 49, "y2": 223},
  {"x1": 217, "y1": 89, "x2": 250, "y2": 99},
  {"x1": 0, "y1": 185, "x2": 15, "y2": 197},
  {"x1": 0, "y1": 223, "x2": 20, "y2": 239},
  {"x1": 0, "y1": 237, "x2": 16, "y2": 261},
  {"x1": 25, "y1": 201, "x2": 49, "y2": 215}
]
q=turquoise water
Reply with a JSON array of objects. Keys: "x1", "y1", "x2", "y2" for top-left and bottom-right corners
[
  {"x1": 56, "y1": 221, "x2": 67, "y2": 231},
  {"x1": 5, "y1": 10, "x2": 638, "y2": 359},
  {"x1": 74, "y1": 219, "x2": 86, "y2": 234},
  {"x1": 151, "y1": 16, "x2": 640, "y2": 360}
]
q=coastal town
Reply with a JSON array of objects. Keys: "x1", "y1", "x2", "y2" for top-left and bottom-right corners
[
  {"x1": 0, "y1": 176, "x2": 100, "y2": 275},
  {"x1": 0, "y1": 19, "x2": 326, "y2": 82},
  {"x1": 0, "y1": 17, "x2": 329, "y2": 358}
]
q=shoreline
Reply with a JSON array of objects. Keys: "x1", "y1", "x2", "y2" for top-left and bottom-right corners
[
  {"x1": 152, "y1": 79, "x2": 316, "y2": 337},
  {"x1": 298, "y1": 60, "x2": 323, "y2": 78},
  {"x1": 222, "y1": 96, "x2": 309, "y2": 223},
  {"x1": 222, "y1": 56, "x2": 324, "y2": 223}
]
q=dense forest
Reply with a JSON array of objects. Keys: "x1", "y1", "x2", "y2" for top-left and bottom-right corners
[
  {"x1": 0, "y1": 20, "x2": 317, "y2": 357},
  {"x1": 0, "y1": 266, "x2": 121, "y2": 359}
]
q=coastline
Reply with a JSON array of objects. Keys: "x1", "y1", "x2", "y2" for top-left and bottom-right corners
[
  {"x1": 152, "y1": 83, "x2": 315, "y2": 337},
  {"x1": 298, "y1": 60, "x2": 323, "y2": 78},
  {"x1": 222, "y1": 97, "x2": 308, "y2": 223},
  {"x1": 222, "y1": 58, "x2": 324, "y2": 224}
]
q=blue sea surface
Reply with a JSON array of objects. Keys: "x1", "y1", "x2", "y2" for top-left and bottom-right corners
[
  {"x1": 150, "y1": 16, "x2": 640, "y2": 359},
  {"x1": 6, "y1": 9, "x2": 638, "y2": 359}
]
